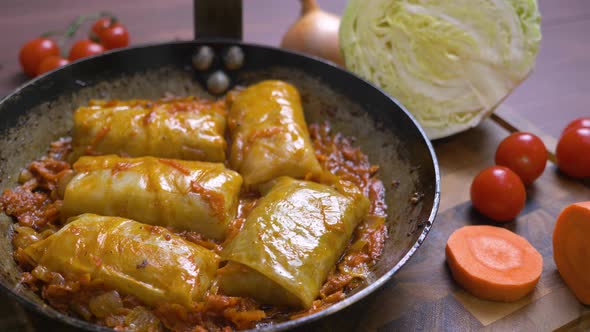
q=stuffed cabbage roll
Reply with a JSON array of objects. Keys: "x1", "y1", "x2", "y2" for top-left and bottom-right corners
[
  {"x1": 61, "y1": 155, "x2": 242, "y2": 240},
  {"x1": 218, "y1": 177, "x2": 369, "y2": 308},
  {"x1": 23, "y1": 214, "x2": 219, "y2": 308},
  {"x1": 71, "y1": 98, "x2": 227, "y2": 162},
  {"x1": 228, "y1": 80, "x2": 322, "y2": 188}
]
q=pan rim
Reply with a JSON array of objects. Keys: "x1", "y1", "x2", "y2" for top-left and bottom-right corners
[{"x1": 0, "y1": 39, "x2": 440, "y2": 332}]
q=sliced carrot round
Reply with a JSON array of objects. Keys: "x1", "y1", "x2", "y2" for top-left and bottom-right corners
[
  {"x1": 446, "y1": 225, "x2": 543, "y2": 302},
  {"x1": 553, "y1": 202, "x2": 590, "y2": 305}
]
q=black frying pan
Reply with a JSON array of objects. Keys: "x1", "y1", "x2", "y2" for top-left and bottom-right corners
[{"x1": 0, "y1": 1, "x2": 440, "y2": 331}]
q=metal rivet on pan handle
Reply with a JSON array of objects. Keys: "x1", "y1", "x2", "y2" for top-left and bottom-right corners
[
  {"x1": 192, "y1": 46, "x2": 215, "y2": 71},
  {"x1": 223, "y1": 46, "x2": 244, "y2": 70},
  {"x1": 207, "y1": 70, "x2": 230, "y2": 94}
]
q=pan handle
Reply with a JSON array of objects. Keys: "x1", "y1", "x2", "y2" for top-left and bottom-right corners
[{"x1": 193, "y1": 0, "x2": 243, "y2": 40}]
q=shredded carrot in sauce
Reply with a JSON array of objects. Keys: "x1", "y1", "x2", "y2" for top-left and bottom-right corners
[
  {"x1": 1, "y1": 139, "x2": 71, "y2": 231},
  {"x1": 110, "y1": 161, "x2": 140, "y2": 176},
  {"x1": 0, "y1": 185, "x2": 59, "y2": 229},
  {"x1": 1, "y1": 120, "x2": 388, "y2": 331},
  {"x1": 48, "y1": 137, "x2": 72, "y2": 161},
  {"x1": 240, "y1": 127, "x2": 283, "y2": 158},
  {"x1": 248, "y1": 127, "x2": 283, "y2": 143},
  {"x1": 177, "y1": 231, "x2": 223, "y2": 254},
  {"x1": 158, "y1": 159, "x2": 191, "y2": 176},
  {"x1": 154, "y1": 295, "x2": 264, "y2": 332},
  {"x1": 191, "y1": 181, "x2": 226, "y2": 222},
  {"x1": 223, "y1": 194, "x2": 258, "y2": 246},
  {"x1": 85, "y1": 126, "x2": 111, "y2": 155}
]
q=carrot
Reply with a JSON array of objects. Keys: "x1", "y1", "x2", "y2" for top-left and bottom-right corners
[
  {"x1": 445, "y1": 225, "x2": 543, "y2": 302},
  {"x1": 553, "y1": 202, "x2": 590, "y2": 305}
]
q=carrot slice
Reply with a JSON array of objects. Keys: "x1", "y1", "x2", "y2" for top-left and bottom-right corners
[
  {"x1": 446, "y1": 225, "x2": 543, "y2": 302},
  {"x1": 553, "y1": 201, "x2": 590, "y2": 305}
]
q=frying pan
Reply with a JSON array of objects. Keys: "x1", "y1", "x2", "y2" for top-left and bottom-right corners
[{"x1": 0, "y1": 1, "x2": 440, "y2": 331}]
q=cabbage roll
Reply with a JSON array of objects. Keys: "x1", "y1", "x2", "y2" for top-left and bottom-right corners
[
  {"x1": 218, "y1": 177, "x2": 369, "y2": 308},
  {"x1": 23, "y1": 214, "x2": 219, "y2": 308},
  {"x1": 71, "y1": 98, "x2": 227, "y2": 162},
  {"x1": 228, "y1": 80, "x2": 322, "y2": 188},
  {"x1": 61, "y1": 155, "x2": 242, "y2": 240}
]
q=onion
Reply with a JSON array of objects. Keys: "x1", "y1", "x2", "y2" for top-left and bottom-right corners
[
  {"x1": 31, "y1": 265, "x2": 52, "y2": 282},
  {"x1": 71, "y1": 303, "x2": 93, "y2": 321},
  {"x1": 88, "y1": 290, "x2": 123, "y2": 318},
  {"x1": 281, "y1": 0, "x2": 343, "y2": 65},
  {"x1": 124, "y1": 307, "x2": 161, "y2": 331},
  {"x1": 12, "y1": 226, "x2": 41, "y2": 249}
]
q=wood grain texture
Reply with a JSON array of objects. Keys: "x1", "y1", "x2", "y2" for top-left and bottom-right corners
[{"x1": 0, "y1": 0, "x2": 588, "y2": 331}]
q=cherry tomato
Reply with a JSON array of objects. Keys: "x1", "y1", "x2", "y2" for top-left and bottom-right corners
[
  {"x1": 495, "y1": 132, "x2": 547, "y2": 185},
  {"x1": 37, "y1": 56, "x2": 69, "y2": 75},
  {"x1": 562, "y1": 117, "x2": 590, "y2": 136},
  {"x1": 98, "y1": 23, "x2": 129, "y2": 49},
  {"x1": 19, "y1": 38, "x2": 60, "y2": 77},
  {"x1": 91, "y1": 18, "x2": 129, "y2": 50},
  {"x1": 68, "y1": 39, "x2": 105, "y2": 61},
  {"x1": 91, "y1": 17, "x2": 112, "y2": 37},
  {"x1": 556, "y1": 127, "x2": 590, "y2": 179},
  {"x1": 471, "y1": 166, "x2": 526, "y2": 222}
]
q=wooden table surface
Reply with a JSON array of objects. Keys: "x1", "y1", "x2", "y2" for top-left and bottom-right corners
[{"x1": 0, "y1": 0, "x2": 588, "y2": 331}]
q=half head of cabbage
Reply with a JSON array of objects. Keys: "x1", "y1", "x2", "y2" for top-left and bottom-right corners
[{"x1": 340, "y1": 0, "x2": 541, "y2": 139}]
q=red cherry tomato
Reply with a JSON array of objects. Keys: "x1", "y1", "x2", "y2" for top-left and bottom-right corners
[
  {"x1": 495, "y1": 132, "x2": 547, "y2": 185},
  {"x1": 98, "y1": 23, "x2": 129, "y2": 49},
  {"x1": 37, "y1": 56, "x2": 69, "y2": 75},
  {"x1": 91, "y1": 18, "x2": 129, "y2": 50},
  {"x1": 556, "y1": 127, "x2": 590, "y2": 179},
  {"x1": 19, "y1": 38, "x2": 60, "y2": 77},
  {"x1": 562, "y1": 117, "x2": 590, "y2": 136},
  {"x1": 68, "y1": 39, "x2": 105, "y2": 61},
  {"x1": 471, "y1": 166, "x2": 526, "y2": 222},
  {"x1": 91, "y1": 17, "x2": 112, "y2": 37}
]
